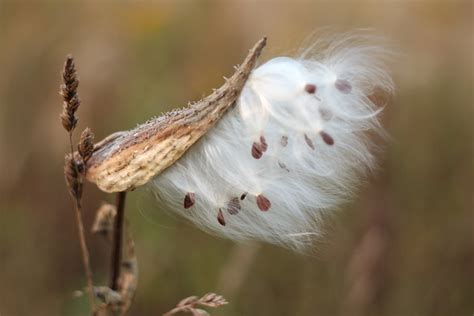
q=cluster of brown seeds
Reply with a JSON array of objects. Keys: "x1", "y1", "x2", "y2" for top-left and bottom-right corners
[
  {"x1": 183, "y1": 191, "x2": 272, "y2": 226},
  {"x1": 181, "y1": 80, "x2": 351, "y2": 227}
]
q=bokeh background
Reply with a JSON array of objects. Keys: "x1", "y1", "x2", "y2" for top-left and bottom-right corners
[{"x1": 0, "y1": 1, "x2": 472, "y2": 315}]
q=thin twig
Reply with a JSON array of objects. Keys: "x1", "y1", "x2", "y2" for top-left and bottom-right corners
[
  {"x1": 110, "y1": 191, "x2": 127, "y2": 290},
  {"x1": 73, "y1": 197, "x2": 97, "y2": 313},
  {"x1": 92, "y1": 202, "x2": 138, "y2": 315}
]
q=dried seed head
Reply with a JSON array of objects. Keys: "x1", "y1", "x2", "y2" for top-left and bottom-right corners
[
  {"x1": 64, "y1": 153, "x2": 82, "y2": 201},
  {"x1": 199, "y1": 293, "x2": 228, "y2": 307},
  {"x1": 320, "y1": 131, "x2": 334, "y2": 145},
  {"x1": 304, "y1": 134, "x2": 315, "y2": 150},
  {"x1": 78, "y1": 127, "x2": 95, "y2": 163},
  {"x1": 304, "y1": 83, "x2": 317, "y2": 94},
  {"x1": 59, "y1": 55, "x2": 81, "y2": 132},
  {"x1": 61, "y1": 56, "x2": 79, "y2": 98},
  {"x1": 335, "y1": 79, "x2": 352, "y2": 94},
  {"x1": 217, "y1": 209, "x2": 226, "y2": 226},
  {"x1": 184, "y1": 192, "x2": 195, "y2": 209},
  {"x1": 256, "y1": 194, "x2": 271, "y2": 211}
]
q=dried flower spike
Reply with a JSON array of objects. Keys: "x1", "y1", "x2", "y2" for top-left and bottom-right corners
[
  {"x1": 64, "y1": 153, "x2": 82, "y2": 201},
  {"x1": 164, "y1": 292, "x2": 228, "y2": 316},
  {"x1": 60, "y1": 55, "x2": 80, "y2": 132},
  {"x1": 78, "y1": 127, "x2": 95, "y2": 163}
]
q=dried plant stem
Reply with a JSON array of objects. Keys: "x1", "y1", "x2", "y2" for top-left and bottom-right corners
[
  {"x1": 110, "y1": 191, "x2": 127, "y2": 290},
  {"x1": 64, "y1": 138, "x2": 96, "y2": 314},
  {"x1": 69, "y1": 133, "x2": 75, "y2": 159},
  {"x1": 66, "y1": 134, "x2": 96, "y2": 313},
  {"x1": 60, "y1": 54, "x2": 96, "y2": 313},
  {"x1": 73, "y1": 198, "x2": 97, "y2": 313}
]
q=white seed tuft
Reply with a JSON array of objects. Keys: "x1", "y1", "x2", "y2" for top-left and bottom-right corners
[{"x1": 151, "y1": 34, "x2": 394, "y2": 252}]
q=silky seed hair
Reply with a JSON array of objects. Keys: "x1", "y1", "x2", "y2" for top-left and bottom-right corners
[{"x1": 151, "y1": 34, "x2": 394, "y2": 252}]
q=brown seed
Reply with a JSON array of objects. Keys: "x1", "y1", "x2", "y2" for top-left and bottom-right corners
[
  {"x1": 278, "y1": 161, "x2": 290, "y2": 172},
  {"x1": 304, "y1": 134, "x2": 315, "y2": 150},
  {"x1": 240, "y1": 192, "x2": 248, "y2": 200},
  {"x1": 320, "y1": 131, "x2": 334, "y2": 145},
  {"x1": 260, "y1": 135, "x2": 268, "y2": 152},
  {"x1": 335, "y1": 79, "x2": 352, "y2": 94},
  {"x1": 227, "y1": 197, "x2": 241, "y2": 215},
  {"x1": 184, "y1": 192, "x2": 195, "y2": 209},
  {"x1": 304, "y1": 84, "x2": 317, "y2": 94},
  {"x1": 280, "y1": 135, "x2": 288, "y2": 147},
  {"x1": 251, "y1": 142, "x2": 263, "y2": 159},
  {"x1": 217, "y1": 209, "x2": 226, "y2": 226},
  {"x1": 256, "y1": 194, "x2": 271, "y2": 211},
  {"x1": 319, "y1": 108, "x2": 333, "y2": 121}
]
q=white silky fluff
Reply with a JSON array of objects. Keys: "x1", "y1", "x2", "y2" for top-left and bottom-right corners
[{"x1": 150, "y1": 35, "x2": 394, "y2": 252}]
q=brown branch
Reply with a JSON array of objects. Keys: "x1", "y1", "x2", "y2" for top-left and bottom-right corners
[
  {"x1": 73, "y1": 196, "x2": 97, "y2": 313},
  {"x1": 110, "y1": 191, "x2": 127, "y2": 291},
  {"x1": 92, "y1": 202, "x2": 138, "y2": 315}
]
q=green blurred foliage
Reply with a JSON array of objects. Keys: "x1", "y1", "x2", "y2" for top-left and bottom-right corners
[{"x1": 0, "y1": 1, "x2": 472, "y2": 315}]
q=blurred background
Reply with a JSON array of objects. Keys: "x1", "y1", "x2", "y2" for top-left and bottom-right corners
[{"x1": 0, "y1": 1, "x2": 472, "y2": 315}]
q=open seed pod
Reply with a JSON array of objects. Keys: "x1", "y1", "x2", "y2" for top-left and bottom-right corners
[{"x1": 85, "y1": 38, "x2": 267, "y2": 193}]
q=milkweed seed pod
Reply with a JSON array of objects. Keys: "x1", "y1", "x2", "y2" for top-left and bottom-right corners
[{"x1": 86, "y1": 35, "x2": 394, "y2": 252}]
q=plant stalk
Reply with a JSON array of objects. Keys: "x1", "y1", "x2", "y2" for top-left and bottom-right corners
[{"x1": 110, "y1": 191, "x2": 127, "y2": 290}]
